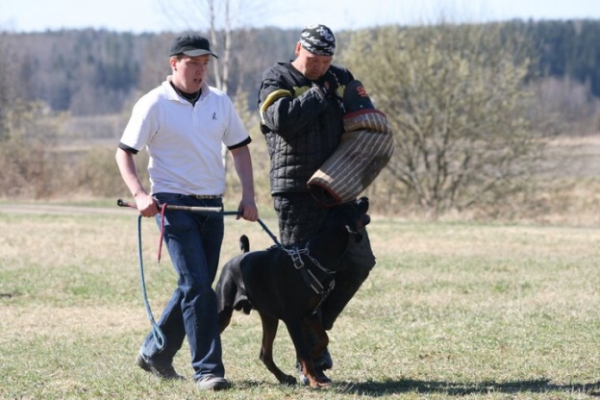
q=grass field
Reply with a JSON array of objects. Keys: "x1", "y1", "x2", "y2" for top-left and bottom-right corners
[{"x1": 1, "y1": 202, "x2": 600, "y2": 399}]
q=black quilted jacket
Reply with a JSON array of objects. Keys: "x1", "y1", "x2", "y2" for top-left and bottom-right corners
[{"x1": 258, "y1": 61, "x2": 354, "y2": 195}]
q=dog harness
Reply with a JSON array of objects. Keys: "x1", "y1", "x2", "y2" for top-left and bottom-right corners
[{"x1": 283, "y1": 243, "x2": 337, "y2": 313}]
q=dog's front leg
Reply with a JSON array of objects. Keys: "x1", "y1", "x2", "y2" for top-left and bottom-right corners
[
  {"x1": 259, "y1": 313, "x2": 297, "y2": 385},
  {"x1": 285, "y1": 319, "x2": 330, "y2": 388},
  {"x1": 305, "y1": 314, "x2": 329, "y2": 362}
]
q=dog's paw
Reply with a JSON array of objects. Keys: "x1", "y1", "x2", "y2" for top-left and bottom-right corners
[
  {"x1": 279, "y1": 374, "x2": 297, "y2": 386},
  {"x1": 310, "y1": 379, "x2": 331, "y2": 389}
]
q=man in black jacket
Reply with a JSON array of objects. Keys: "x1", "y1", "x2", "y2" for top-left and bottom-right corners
[{"x1": 257, "y1": 24, "x2": 376, "y2": 384}]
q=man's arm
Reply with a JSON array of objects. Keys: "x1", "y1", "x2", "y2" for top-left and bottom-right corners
[
  {"x1": 115, "y1": 148, "x2": 158, "y2": 217},
  {"x1": 258, "y1": 78, "x2": 328, "y2": 138},
  {"x1": 230, "y1": 145, "x2": 258, "y2": 222}
]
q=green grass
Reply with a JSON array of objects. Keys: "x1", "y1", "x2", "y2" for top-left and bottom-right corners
[{"x1": 1, "y1": 206, "x2": 600, "y2": 399}]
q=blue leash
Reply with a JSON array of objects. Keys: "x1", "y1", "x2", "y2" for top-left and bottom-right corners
[
  {"x1": 134, "y1": 207, "x2": 281, "y2": 350},
  {"x1": 137, "y1": 215, "x2": 165, "y2": 350}
]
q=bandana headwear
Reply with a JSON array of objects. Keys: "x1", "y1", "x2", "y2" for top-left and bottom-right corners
[{"x1": 299, "y1": 24, "x2": 336, "y2": 56}]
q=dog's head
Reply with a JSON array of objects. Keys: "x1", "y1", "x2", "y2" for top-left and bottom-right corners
[{"x1": 327, "y1": 196, "x2": 371, "y2": 242}]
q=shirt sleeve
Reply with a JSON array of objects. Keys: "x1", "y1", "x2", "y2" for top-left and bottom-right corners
[
  {"x1": 222, "y1": 95, "x2": 250, "y2": 148},
  {"x1": 227, "y1": 136, "x2": 252, "y2": 150},
  {"x1": 119, "y1": 94, "x2": 159, "y2": 151}
]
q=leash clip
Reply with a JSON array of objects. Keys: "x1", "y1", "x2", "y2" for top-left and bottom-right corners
[{"x1": 289, "y1": 248, "x2": 305, "y2": 269}]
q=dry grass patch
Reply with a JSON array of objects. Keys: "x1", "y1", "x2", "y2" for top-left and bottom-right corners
[
  {"x1": 2, "y1": 306, "x2": 145, "y2": 340},
  {"x1": 2, "y1": 206, "x2": 600, "y2": 399}
]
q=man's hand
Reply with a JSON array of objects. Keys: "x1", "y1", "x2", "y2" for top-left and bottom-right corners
[
  {"x1": 312, "y1": 72, "x2": 339, "y2": 99},
  {"x1": 135, "y1": 192, "x2": 159, "y2": 217},
  {"x1": 322, "y1": 71, "x2": 339, "y2": 97},
  {"x1": 237, "y1": 198, "x2": 258, "y2": 222}
]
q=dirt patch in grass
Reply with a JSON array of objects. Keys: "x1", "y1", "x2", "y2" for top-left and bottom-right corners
[{"x1": 1, "y1": 305, "x2": 146, "y2": 340}]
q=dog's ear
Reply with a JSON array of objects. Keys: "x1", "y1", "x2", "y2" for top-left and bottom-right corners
[{"x1": 356, "y1": 197, "x2": 369, "y2": 214}]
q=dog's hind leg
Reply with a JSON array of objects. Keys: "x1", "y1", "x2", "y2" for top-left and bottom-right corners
[
  {"x1": 259, "y1": 312, "x2": 296, "y2": 385},
  {"x1": 215, "y1": 264, "x2": 237, "y2": 333},
  {"x1": 218, "y1": 306, "x2": 233, "y2": 333}
]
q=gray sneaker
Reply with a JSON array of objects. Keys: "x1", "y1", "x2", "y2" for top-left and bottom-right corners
[
  {"x1": 136, "y1": 353, "x2": 185, "y2": 380},
  {"x1": 196, "y1": 374, "x2": 231, "y2": 391}
]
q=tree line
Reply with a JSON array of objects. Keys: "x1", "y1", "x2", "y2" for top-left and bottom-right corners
[
  {"x1": 0, "y1": 20, "x2": 599, "y2": 218},
  {"x1": 1, "y1": 19, "x2": 599, "y2": 117},
  {"x1": 0, "y1": 28, "x2": 298, "y2": 116}
]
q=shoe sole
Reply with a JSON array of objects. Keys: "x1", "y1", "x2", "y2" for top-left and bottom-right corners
[
  {"x1": 136, "y1": 354, "x2": 152, "y2": 372},
  {"x1": 136, "y1": 354, "x2": 184, "y2": 380},
  {"x1": 197, "y1": 382, "x2": 230, "y2": 391},
  {"x1": 197, "y1": 377, "x2": 231, "y2": 391}
]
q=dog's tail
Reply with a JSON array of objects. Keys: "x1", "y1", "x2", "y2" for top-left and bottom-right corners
[{"x1": 239, "y1": 234, "x2": 250, "y2": 253}]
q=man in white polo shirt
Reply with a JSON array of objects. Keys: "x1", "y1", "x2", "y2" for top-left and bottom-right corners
[{"x1": 115, "y1": 33, "x2": 258, "y2": 391}]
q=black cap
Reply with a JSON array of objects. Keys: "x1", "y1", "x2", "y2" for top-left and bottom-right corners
[
  {"x1": 343, "y1": 80, "x2": 374, "y2": 114},
  {"x1": 169, "y1": 34, "x2": 218, "y2": 58}
]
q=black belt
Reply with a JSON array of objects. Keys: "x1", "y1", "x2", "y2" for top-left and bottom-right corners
[{"x1": 188, "y1": 194, "x2": 222, "y2": 199}]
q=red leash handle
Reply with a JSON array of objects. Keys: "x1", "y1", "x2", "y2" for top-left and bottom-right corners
[
  {"x1": 117, "y1": 199, "x2": 167, "y2": 262},
  {"x1": 118, "y1": 199, "x2": 225, "y2": 263}
]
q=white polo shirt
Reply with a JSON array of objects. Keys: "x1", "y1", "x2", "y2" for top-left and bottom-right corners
[{"x1": 120, "y1": 77, "x2": 249, "y2": 196}]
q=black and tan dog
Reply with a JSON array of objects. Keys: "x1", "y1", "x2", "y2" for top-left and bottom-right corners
[{"x1": 215, "y1": 197, "x2": 370, "y2": 388}]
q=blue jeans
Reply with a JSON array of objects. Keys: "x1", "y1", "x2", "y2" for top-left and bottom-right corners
[{"x1": 139, "y1": 193, "x2": 225, "y2": 380}]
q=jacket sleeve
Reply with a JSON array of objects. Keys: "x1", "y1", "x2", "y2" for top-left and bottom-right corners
[{"x1": 258, "y1": 75, "x2": 329, "y2": 140}]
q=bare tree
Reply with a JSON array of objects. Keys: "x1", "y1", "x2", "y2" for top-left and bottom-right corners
[
  {"x1": 158, "y1": 0, "x2": 281, "y2": 94},
  {"x1": 157, "y1": 0, "x2": 282, "y2": 168},
  {"x1": 342, "y1": 23, "x2": 548, "y2": 218},
  {"x1": 0, "y1": 32, "x2": 11, "y2": 141}
]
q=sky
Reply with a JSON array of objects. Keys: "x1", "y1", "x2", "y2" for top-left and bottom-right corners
[{"x1": 2, "y1": 0, "x2": 600, "y2": 34}]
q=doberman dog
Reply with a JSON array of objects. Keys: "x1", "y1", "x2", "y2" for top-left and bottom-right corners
[{"x1": 215, "y1": 197, "x2": 371, "y2": 388}]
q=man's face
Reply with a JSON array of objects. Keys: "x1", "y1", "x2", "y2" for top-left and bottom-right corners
[
  {"x1": 294, "y1": 44, "x2": 333, "y2": 81},
  {"x1": 170, "y1": 54, "x2": 210, "y2": 93}
]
